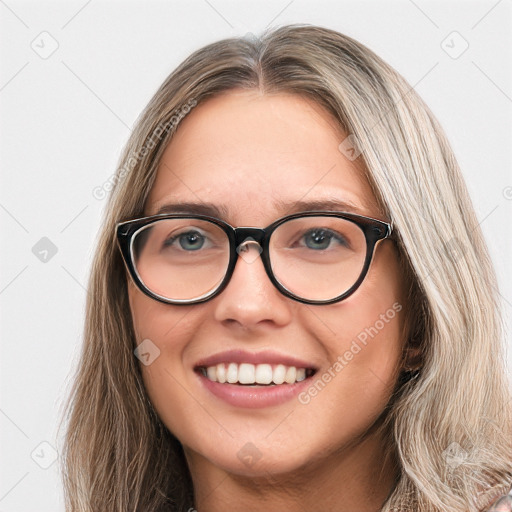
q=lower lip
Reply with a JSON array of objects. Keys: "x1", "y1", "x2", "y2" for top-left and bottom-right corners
[{"x1": 196, "y1": 372, "x2": 314, "y2": 408}]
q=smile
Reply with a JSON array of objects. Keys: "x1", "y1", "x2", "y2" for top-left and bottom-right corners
[
  {"x1": 197, "y1": 363, "x2": 316, "y2": 385},
  {"x1": 193, "y1": 350, "x2": 319, "y2": 408}
]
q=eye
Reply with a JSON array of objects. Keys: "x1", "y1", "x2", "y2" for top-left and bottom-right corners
[
  {"x1": 300, "y1": 228, "x2": 349, "y2": 250},
  {"x1": 163, "y1": 230, "x2": 208, "y2": 251}
]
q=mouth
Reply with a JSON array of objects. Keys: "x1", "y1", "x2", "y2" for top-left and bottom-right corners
[
  {"x1": 193, "y1": 349, "x2": 319, "y2": 408},
  {"x1": 195, "y1": 363, "x2": 317, "y2": 386},
  {"x1": 194, "y1": 350, "x2": 318, "y2": 409}
]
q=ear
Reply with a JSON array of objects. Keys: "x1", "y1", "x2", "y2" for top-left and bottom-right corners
[
  {"x1": 402, "y1": 344, "x2": 423, "y2": 371},
  {"x1": 398, "y1": 291, "x2": 425, "y2": 372}
]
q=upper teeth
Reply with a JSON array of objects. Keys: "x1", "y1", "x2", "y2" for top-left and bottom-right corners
[{"x1": 202, "y1": 363, "x2": 307, "y2": 385}]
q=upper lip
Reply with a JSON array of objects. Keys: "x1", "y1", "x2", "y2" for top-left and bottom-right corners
[{"x1": 194, "y1": 349, "x2": 318, "y2": 370}]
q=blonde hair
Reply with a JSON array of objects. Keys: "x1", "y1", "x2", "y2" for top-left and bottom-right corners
[{"x1": 59, "y1": 24, "x2": 512, "y2": 511}]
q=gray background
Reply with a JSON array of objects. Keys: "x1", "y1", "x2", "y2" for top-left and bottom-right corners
[{"x1": 1, "y1": 0, "x2": 511, "y2": 510}]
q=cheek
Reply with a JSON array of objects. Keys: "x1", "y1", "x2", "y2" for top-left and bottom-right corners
[
  {"x1": 337, "y1": 301, "x2": 405, "y2": 395},
  {"x1": 338, "y1": 283, "x2": 405, "y2": 385},
  {"x1": 298, "y1": 243, "x2": 406, "y2": 413},
  {"x1": 128, "y1": 282, "x2": 197, "y2": 345},
  {"x1": 128, "y1": 284, "x2": 200, "y2": 422},
  {"x1": 295, "y1": 306, "x2": 404, "y2": 447}
]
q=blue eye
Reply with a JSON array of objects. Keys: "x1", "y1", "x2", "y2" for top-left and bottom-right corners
[
  {"x1": 302, "y1": 229, "x2": 348, "y2": 250},
  {"x1": 164, "y1": 230, "x2": 206, "y2": 251}
]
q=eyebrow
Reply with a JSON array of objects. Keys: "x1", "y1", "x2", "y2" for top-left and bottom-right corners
[{"x1": 151, "y1": 198, "x2": 365, "y2": 219}]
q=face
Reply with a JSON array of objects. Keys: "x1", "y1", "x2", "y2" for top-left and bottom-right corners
[{"x1": 127, "y1": 90, "x2": 407, "y2": 479}]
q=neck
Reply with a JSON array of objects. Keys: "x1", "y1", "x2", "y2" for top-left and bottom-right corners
[{"x1": 184, "y1": 424, "x2": 399, "y2": 512}]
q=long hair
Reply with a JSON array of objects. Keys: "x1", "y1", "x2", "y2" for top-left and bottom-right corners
[{"x1": 59, "y1": 24, "x2": 512, "y2": 511}]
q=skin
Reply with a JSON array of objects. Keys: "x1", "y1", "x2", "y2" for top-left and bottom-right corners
[{"x1": 128, "y1": 89, "x2": 412, "y2": 511}]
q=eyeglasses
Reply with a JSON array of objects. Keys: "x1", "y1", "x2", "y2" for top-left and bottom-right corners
[{"x1": 116, "y1": 211, "x2": 393, "y2": 306}]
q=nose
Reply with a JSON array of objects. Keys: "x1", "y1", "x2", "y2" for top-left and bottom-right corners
[{"x1": 212, "y1": 239, "x2": 292, "y2": 330}]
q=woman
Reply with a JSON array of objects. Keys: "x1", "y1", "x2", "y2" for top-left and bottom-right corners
[{"x1": 60, "y1": 24, "x2": 512, "y2": 511}]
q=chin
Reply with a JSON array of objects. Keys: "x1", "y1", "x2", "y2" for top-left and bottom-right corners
[{"x1": 183, "y1": 429, "x2": 321, "y2": 479}]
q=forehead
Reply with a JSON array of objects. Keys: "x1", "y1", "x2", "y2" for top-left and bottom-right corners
[{"x1": 145, "y1": 90, "x2": 380, "y2": 224}]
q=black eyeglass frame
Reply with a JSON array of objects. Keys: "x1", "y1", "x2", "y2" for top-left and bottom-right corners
[{"x1": 116, "y1": 211, "x2": 393, "y2": 306}]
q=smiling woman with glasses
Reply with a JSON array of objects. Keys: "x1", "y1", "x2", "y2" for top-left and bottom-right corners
[{"x1": 61, "y1": 24, "x2": 512, "y2": 512}]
